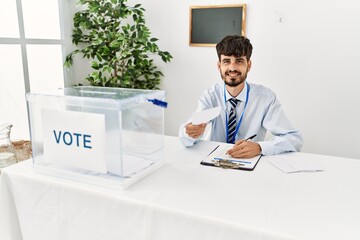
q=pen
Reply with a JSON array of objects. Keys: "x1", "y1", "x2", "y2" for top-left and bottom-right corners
[
  {"x1": 245, "y1": 134, "x2": 257, "y2": 141},
  {"x1": 207, "y1": 145, "x2": 220, "y2": 156}
]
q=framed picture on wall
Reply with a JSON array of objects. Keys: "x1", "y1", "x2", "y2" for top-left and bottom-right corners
[{"x1": 189, "y1": 4, "x2": 246, "y2": 47}]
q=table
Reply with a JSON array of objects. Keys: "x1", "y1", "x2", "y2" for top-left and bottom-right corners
[{"x1": 1, "y1": 136, "x2": 360, "y2": 240}]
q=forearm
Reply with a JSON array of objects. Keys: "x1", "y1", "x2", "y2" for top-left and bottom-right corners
[{"x1": 258, "y1": 132, "x2": 303, "y2": 155}]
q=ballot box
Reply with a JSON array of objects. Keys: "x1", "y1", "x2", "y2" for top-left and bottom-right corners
[{"x1": 26, "y1": 86, "x2": 166, "y2": 189}]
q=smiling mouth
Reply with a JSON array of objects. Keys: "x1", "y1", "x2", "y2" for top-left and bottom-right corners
[{"x1": 226, "y1": 71, "x2": 241, "y2": 77}]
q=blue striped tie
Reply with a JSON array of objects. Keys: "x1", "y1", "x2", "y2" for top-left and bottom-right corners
[{"x1": 227, "y1": 98, "x2": 238, "y2": 143}]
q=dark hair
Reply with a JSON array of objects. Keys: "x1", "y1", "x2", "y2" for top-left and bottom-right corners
[{"x1": 216, "y1": 35, "x2": 253, "y2": 61}]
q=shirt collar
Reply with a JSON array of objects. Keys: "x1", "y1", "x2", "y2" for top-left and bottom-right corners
[{"x1": 225, "y1": 81, "x2": 248, "y2": 102}]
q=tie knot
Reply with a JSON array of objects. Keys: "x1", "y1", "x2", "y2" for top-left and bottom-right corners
[{"x1": 229, "y1": 98, "x2": 238, "y2": 108}]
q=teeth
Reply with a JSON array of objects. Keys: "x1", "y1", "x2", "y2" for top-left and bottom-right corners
[{"x1": 227, "y1": 73, "x2": 239, "y2": 77}]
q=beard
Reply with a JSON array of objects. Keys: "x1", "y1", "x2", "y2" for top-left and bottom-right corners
[{"x1": 221, "y1": 70, "x2": 248, "y2": 87}]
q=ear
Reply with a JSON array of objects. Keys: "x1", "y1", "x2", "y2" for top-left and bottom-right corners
[
  {"x1": 247, "y1": 60, "x2": 252, "y2": 72},
  {"x1": 217, "y1": 61, "x2": 221, "y2": 70}
]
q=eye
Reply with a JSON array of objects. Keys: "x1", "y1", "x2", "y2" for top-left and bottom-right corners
[{"x1": 236, "y1": 58, "x2": 244, "y2": 63}]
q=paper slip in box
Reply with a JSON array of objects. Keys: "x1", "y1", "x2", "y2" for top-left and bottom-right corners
[{"x1": 26, "y1": 86, "x2": 166, "y2": 189}]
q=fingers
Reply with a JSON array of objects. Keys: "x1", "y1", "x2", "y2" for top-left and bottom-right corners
[
  {"x1": 185, "y1": 123, "x2": 206, "y2": 139},
  {"x1": 226, "y1": 141, "x2": 261, "y2": 158},
  {"x1": 233, "y1": 139, "x2": 246, "y2": 146}
]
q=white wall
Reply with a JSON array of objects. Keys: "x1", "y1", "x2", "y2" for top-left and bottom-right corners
[{"x1": 71, "y1": 0, "x2": 360, "y2": 159}]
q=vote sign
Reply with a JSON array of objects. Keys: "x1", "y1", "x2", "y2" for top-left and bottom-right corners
[{"x1": 42, "y1": 109, "x2": 107, "y2": 173}]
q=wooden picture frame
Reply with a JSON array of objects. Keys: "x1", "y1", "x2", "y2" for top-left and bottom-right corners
[{"x1": 189, "y1": 4, "x2": 246, "y2": 47}]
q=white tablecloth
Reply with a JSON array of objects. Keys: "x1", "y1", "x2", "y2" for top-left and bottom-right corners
[{"x1": 1, "y1": 136, "x2": 360, "y2": 240}]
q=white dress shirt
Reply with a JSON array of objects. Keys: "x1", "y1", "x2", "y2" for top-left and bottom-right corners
[{"x1": 179, "y1": 81, "x2": 303, "y2": 155}]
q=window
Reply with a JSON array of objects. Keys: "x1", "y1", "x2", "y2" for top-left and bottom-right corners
[{"x1": 0, "y1": 0, "x2": 71, "y2": 139}]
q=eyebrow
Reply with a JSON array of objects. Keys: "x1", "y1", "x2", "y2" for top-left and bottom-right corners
[
  {"x1": 235, "y1": 56, "x2": 246, "y2": 60},
  {"x1": 221, "y1": 56, "x2": 246, "y2": 62}
]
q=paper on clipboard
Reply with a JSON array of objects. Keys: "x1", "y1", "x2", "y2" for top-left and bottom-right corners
[
  {"x1": 191, "y1": 107, "x2": 221, "y2": 125},
  {"x1": 201, "y1": 144, "x2": 261, "y2": 171}
]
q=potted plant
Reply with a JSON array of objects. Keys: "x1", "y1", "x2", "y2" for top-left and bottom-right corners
[{"x1": 64, "y1": 0, "x2": 172, "y2": 89}]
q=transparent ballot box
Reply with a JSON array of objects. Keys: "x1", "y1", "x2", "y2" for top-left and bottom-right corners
[{"x1": 26, "y1": 86, "x2": 166, "y2": 189}]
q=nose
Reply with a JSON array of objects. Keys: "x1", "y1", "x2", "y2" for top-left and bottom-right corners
[{"x1": 228, "y1": 61, "x2": 238, "y2": 70}]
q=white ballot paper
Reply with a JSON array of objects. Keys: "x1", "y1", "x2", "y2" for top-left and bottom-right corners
[
  {"x1": 191, "y1": 107, "x2": 221, "y2": 125},
  {"x1": 268, "y1": 154, "x2": 324, "y2": 173}
]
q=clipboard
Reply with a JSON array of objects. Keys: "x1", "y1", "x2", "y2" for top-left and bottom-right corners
[{"x1": 201, "y1": 144, "x2": 262, "y2": 171}]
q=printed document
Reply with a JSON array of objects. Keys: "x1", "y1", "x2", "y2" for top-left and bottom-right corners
[{"x1": 267, "y1": 153, "x2": 324, "y2": 173}]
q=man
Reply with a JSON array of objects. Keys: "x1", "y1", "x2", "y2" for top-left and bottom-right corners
[{"x1": 179, "y1": 35, "x2": 303, "y2": 158}]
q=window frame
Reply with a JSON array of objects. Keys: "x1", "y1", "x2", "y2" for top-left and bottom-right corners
[{"x1": 0, "y1": 0, "x2": 73, "y2": 139}]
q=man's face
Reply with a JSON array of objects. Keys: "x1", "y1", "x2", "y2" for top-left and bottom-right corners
[{"x1": 217, "y1": 55, "x2": 251, "y2": 87}]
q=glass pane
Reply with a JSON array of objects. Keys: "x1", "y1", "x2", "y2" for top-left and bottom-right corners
[
  {"x1": 0, "y1": 1, "x2": 19, "y2": 37},
  {"x1": 27, "y1": 44, "x2": 64, "y2": 92},
  {"x1": 0, "y1": 45, "x2": 29, "y2": 139},
  {"x1": 22, "y1": 0, "x2": 61, "y2": 39}
]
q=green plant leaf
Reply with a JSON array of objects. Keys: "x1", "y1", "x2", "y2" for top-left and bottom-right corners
[
  {"x1": 90, "y1": 61, "x2": 99, "y2": 70},
  {"x1": 64, "y1": 0, "x2": 173, "y2": 89},
  {"x1": 132, "y1": 14, "x2": 138, "y2": 22},
  {"x1": 109, "y1": 40, "x2": 120, "y2": 48}
]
